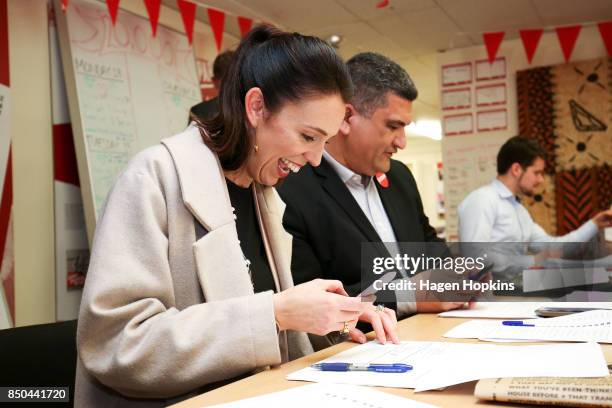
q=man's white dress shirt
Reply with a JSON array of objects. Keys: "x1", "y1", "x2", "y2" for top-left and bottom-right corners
[
  {"x1": 323, "y1": 151, "x2": 416, "y2": 315},
  {"x1": 458, "y1": 178, "x2": 597, "y2": 268}
]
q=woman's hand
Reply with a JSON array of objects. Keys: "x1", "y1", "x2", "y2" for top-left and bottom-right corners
[
  {"x1": 349, "y1": 305, "x2": 399, "y2": 345},
  {"x1": 272, "y1": 279, "x2": 365, "y2": 336}
]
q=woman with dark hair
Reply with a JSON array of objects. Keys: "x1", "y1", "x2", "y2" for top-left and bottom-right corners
[{"x1": 74, "y1": 26, "x2": 398, "y2": 407}]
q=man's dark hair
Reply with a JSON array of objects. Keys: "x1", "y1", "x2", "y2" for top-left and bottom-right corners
[
  {"x1": 346, "y1": 52, "x2": 417, "y2": 117},
  {"x1": 212, "y1": 50, "x2": 235, "y2": 82},
  {"x1": 199, "y1": 25, "x2": 353, "y2": 171},
  {"x1": 497, "y1": 136, "x2": 546, "y2": 174}
]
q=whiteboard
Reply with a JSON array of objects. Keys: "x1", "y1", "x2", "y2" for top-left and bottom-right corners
[{"x1": 54, "y1": 0, "x2": 201, "y2": 241}]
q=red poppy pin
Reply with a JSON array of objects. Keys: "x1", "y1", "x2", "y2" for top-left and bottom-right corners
[{"x1": 375, "y1": 172, "x2": 389, "y2": 188}]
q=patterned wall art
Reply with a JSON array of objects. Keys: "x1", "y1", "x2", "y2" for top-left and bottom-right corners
[
  {"x1": 517, "y1": 57, "x2": 612, "y2": 235},
  {"x1": 523, "y1": 174, "x2": 557, "y2": 235}
]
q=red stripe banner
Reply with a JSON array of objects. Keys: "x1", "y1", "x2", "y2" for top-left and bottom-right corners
[
  {"x1": 53, "y1": 124, "x2": 80, "y2": 186},
  {"x1": 0, "y1": 0, "x2": 8, "y2": 86}
]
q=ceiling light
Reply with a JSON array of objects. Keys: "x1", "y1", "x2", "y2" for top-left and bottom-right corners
[
  {"x1": 327, "y1": 34, "x2": 343, "y2": 48},
  {"x1": 405, "y1": 120, "x2": 442, "y2": 141}
]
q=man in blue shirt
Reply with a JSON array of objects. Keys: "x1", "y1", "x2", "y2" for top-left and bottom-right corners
[{"x1": 458, "y1": 136, "x2": 612, "y2": 268}]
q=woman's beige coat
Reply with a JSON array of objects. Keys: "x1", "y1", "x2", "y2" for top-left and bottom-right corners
[{"x1": 74, "y1": 126, "x2": 313, "y2": 407}]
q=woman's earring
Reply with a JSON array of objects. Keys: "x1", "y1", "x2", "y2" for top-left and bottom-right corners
[{"x1": 254, "y1": 144, "x2": 259, "y2": 153}]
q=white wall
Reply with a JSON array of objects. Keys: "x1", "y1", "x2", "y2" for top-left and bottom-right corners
[
  {"x1": 9, "y1": 0, "x2": 55, "y2": 326},
  {"x1": 395, "y1": 137, "x2": 443, "y2": 229}
]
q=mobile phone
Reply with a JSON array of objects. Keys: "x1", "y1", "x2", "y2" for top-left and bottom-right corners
[
  {"x1": 534, "y1": 306, "x2": 602, "y2": 317},
  {"x1": 468, "y1": 263, "x2": 494, "y2": 281},
  {"x1": 358, "y1": 271, "x2": 397, "y2": 303}
]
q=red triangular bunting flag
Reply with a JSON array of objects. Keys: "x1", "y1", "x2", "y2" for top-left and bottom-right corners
[
  {"x1": 556, "y1": 25, "x2": 581, "y2": 62},
  {"x1": 237, "y1": 16, "x2": 253, "y2": 38},
  {"x1": 483, "y1": 31, "x2": 504, "y2": 63},
  {"x1": 519, "y1": 28, "x2": 543, "y2": 64},
  {"x1": 376, "y1": 0, "x2": 389, "y2": 8},
  {"x1": 177, "y1": 0, "x2": 196, "y2": 44},
  {"x1": 598, "y1": 21, "x2": 612, "y2": 56},
  {"x1": 375, "y1": 172, "x2": 389, "y2": 188},
  {"x1": 106, "y1": 0, "x2": 120, "y2": 26},
  {"x1": 207, "y1": 8, "x2": 225, "y2": 51},
  {"x1": 61, "y1": 0, "x2": 69, "y2": 11},
  {"x1": 144, "y1": 0, "x2": 161, "y2": 37}
]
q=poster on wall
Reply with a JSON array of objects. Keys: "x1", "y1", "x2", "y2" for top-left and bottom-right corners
[
  {"x1": 195, "y1": 56, "x2": 215, "y2": 101},
  {"x1": 476, "y1": 57, "x2": 506, "y2": 81},
  {"x1": 476, "y1": 83, "x2": 507, "y2": 107},
  {"x1": 49, "y1": 3, "x2": 88, "y2": 321},
  {"x1": 0, "y1": 0, "x2": 14, "y2": 330},
  {"x1": 442, "y1": 87, "x2": 471, "y2": 110},
  {"x1": 441, "y1": 62, "x2": 472, "y2": 86},
  {"x1": 443, "y1": 113, "x2": 473, "y2": 136},
  {"x1": 477, "y1": 109, "x2": 508, "y2": 132}
]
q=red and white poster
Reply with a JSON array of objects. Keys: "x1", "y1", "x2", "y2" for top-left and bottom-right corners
[
  {"x1": 475, "y1": 57, "x2": 506, "y2": 81},
  {"x1": 195, "y1": 56, "x2": 215, "y2": 101},
  {"x1": 441, "y1": 62, "x2": 472, "y2": 86},
  {"x1": 443, "y1": 113, "x2": 473, "y2": 136},
  {"x1": 441, "y1": 87, "x2": 471, "y2": 110},
  {"x1": 49, "y1": 3, "x2": 88, "y2": 321},
  {"x1": 0, "y1": 0, "x2": 14, "y2": 329},
  {"x1": 477, "y1": 109, "x2": 508, "y2": 132},
  {"x1": 475, "y1": 83, "x2": 507, "y2": 107}
]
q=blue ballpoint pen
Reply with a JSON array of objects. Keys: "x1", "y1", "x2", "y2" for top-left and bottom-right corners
[
  {"x1": 502, "y1": 320, "x2": 535, "y2": 327},
  {"x1": 311, "y1": 363, "x2": 412, "y2": 373}
]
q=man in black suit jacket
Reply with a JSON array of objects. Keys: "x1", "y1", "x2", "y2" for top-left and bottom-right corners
[{"x1": 278, "y1": 53, "x2": 465, "y2": 321}]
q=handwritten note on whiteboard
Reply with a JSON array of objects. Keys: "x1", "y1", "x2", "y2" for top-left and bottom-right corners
[{"x1": 57, "y1": 0, "x2": 201, "y2": 230}]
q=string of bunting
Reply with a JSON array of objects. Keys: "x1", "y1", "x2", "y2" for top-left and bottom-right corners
[
  {"x1": 59, "y1": 1, "x2": 612, "y2": 61},
  {"x1": 60, "y1": 0, "x2": 258, "y2": 49},
  {"x1": 483, "y1": 21, "x2": 612, "y2": 64}
]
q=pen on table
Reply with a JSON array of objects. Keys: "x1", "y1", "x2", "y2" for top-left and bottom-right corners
[
  {"x1": 311, "y1": 363, "x2": 412, "y2": 373},
  {"x1": 502, "y1": 320, "x2": 535, "y2": 327}
]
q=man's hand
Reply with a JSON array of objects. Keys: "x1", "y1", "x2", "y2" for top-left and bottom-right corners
[{"x1": 592, "y1": 209, "x2": 612, "y2": 229}]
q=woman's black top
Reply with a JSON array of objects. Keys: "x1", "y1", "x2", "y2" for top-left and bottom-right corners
[{"x1": 225, "y1": 178, "x2": 276, "y2": 293}]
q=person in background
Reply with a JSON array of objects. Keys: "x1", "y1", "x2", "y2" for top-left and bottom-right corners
[
  {"x1": 75, "y1": 27, "x2": 397, "y2": 408},
  {"x1": 278, "y1": 52, "x2": 467, "y2": 323},
  {"x1": 458, "y1": 135, "x2": 612, "y2": 268},
  {"x1": 189, "y1": 50, "x2": 235, "y2": 122}
]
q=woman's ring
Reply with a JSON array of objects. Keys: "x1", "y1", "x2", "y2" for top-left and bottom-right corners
[
  {"x1": 375, "y1": 304, "x2": 385, "y2": 313},
  {"x1": 340, "y1": 321, "x2": 350, "y2": 334}
]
